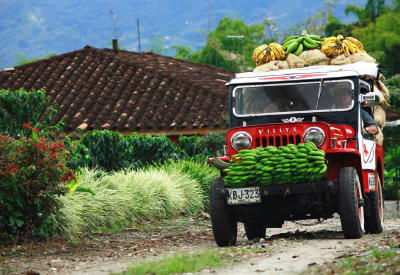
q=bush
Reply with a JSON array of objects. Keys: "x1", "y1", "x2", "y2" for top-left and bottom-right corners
[
  {"x1": 0, "y1": 132, "x2": 72, "y2": 240},
  {"x1": 383, "y1": 145, "x2": 400, "y2": 200},
  {"x1": 67, "y1": 131, "x2": 186, "y2": 171},
  {"x1": 179, "y1": 132, "x2": 226, "y2": 157},
  {"x1": 54, "y1": 167, "x2": 204, "y2": 239},
  {"x1": 77, "y1": 130, "x2": 130, "y2": 172},
  {"x1": 126, "y1": 134, "x2": 185, "y2": 169},
  {"x1": 0, "y1": 89, "x2": 62, "y2": 138}
]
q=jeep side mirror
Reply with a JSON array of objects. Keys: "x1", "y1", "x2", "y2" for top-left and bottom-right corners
[{"x1": 360, "y1": 92, "x2": 380, "y2": 106}]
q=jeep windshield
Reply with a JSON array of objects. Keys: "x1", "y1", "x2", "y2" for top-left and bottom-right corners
[{"x1": 233, "y1": 80, "x2": 354, "y2": 116}]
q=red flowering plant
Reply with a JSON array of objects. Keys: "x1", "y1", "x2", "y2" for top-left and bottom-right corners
[{"x1": 0, "y1": 128, "x2": 73, "y2": 240}]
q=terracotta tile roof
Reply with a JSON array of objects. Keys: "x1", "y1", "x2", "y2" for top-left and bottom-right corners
[{"x1": 0, "y1": 46, "x2": 234, "y2": 133}]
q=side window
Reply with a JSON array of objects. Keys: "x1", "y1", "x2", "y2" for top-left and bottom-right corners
[{"x1": 360, "y1": 84, "x2": 373, "y2": 116}]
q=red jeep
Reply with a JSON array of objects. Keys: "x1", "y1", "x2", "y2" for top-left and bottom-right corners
[{"x1": 209, "y1": 62, "x2": 384, "y2": 247}]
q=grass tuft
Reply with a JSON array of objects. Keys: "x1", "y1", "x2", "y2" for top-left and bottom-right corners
[
  {"x1": 53, "y1": 165, "x2": 205, "y2": 239},
  {"x1": 115, "y1": 250, "x2": 229, "y2": 275}
]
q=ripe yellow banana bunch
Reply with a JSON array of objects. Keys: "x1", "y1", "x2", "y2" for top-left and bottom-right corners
[
  {"x1": 252, "y1": 43, "x2": 285, "y2": 66},
  {"x1": 321, "y1": 35, "x2": 366, "y2": 58}
]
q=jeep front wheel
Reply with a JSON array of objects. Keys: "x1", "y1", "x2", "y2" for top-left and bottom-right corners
[
  {"x1": 338, "y1": 167, "x2": 364, "y2": 239},
  {"x1": 210, "y1": 177, "x2": 237, "y2": 246}
]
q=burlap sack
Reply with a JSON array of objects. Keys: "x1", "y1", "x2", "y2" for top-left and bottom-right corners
[
  {"x1": 349, "y1": 53, "x2": 376, "y2": 63},
  {"x1": 373, "y1": 105, "x2": 386, "y2": 128},
  {"x1": 376, "y1": 81, "x2": 390, "y2": 104},
  {"x1": 287, "y1": 54, "x2": 305, "y2": 68},
  {"x1": 298, "y1": 50, "x2": 330, "y2": 66},
  {"x1": 276, "y1": 60, "x2": 289, "y2": 70},
  {"x1": 373, "y1": 83, "x2": 390, "y2": 107},
  {"x1": 253, "y1": 61, "x2": 279, "y2": 72},
  {"x1": 330, "y1": 54, "x2": 352, "y2": 65},
  {"x1": 375, "y1": 127, "x2": 384, "y2": 146}
]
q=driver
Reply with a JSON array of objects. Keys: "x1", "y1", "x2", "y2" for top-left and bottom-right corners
[{"x1": 336, "y1": 90, "x2": 379, "y2": 135}]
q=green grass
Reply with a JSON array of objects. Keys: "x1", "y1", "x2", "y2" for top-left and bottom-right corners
[
  {"x1": 53, "y1": 165, "x2": 206, "y2": 239},
  {"x1": 114, "y1": 250, "x2": 230, "y2": 275},
  {"x1": 159, "y1": 160, "x2": 219, "y2": 206},
  {"x1": 306, "y1": 246, "x2": 400, "y2": 275}
]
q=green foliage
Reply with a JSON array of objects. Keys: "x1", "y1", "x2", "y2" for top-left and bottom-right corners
[
  {"x1": 0, "y1": 132, "x2": 72, "y2": 241},
  {"x1": 345, "y1": 0, "x2": 386, "y2": 24},
  {"x1": 160, "y1": 160, "x2": 220, "y2": 206},
  {"x1": 283, "y1": 1, "x2": 338, "y2": 38},
  {"x1": 54, "y1": 167, "x2": 204, "y2": 239},
  {"x1": 308, "y1": 246, "x2": 400, "y2": 275},
  {"x1": 67, "y1": 131, "x2": 224, "y2": 172},
  {"x1": 0, "y1": 89, "x2": 62, "y2": 138},
  {"x1": 125, "y1": 134, "x2": 184, "y2": 169},
  {"x1": 352, "y1": 10, "x2": 400, "y2": 76},
  {"x1": 383, "y1": 77, "x2": 400, "y2": 200},
  {"x1": 117, "y1": 250, "x2": 228, "y2": 275},
  {"x1": 178, "y1": 132, "x2": 226, "y2": 157},
  {"x1": 15, "y1": 53, "x2": 56, "y2": 66},
  {"x1": 324, "y1": 12, "x2": 353, "y2": 37},
  {"x1": 77, "y1": 130, "x2": 130, "y2": 172},
  {"x1": 174, "y1": 17, "x2": 267, "y2": 72}
]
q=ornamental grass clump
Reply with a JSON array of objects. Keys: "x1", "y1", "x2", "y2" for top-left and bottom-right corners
[
  {"x1": 160, "y1": 160, "x2": 219, "y2": 205},
  {"x1": 55, "y1": 167, "x2": 204, "y2": 239}
]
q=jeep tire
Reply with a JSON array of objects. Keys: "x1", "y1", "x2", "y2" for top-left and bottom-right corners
[
  {"x1": 364, "y1": 176, "x2": 384, "y2": 234},
  {"x1": 338, "y1": 167, "x2": 364, "y2": 239},
  {"x1": 210, "y1": 177, "x2": 237, "y2": 246}
]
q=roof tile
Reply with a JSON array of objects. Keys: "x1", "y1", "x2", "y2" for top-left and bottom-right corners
[{"x1": 0, "y1": 46, "x2": 234, "y2": 132}]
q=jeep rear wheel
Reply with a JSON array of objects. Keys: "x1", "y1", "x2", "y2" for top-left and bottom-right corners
[
  {"x1": 244, "y1": 221, "x2": 266, "y2": 240},
  {"x1": 338, "y1": 167, "x2": 364, "y2": 239},
  {"x1": 210, "y1": 177, "x2": 237, "y2": 247},
  {"x1": 364, "y1": 176, "x2": 384, "y2": 234}
]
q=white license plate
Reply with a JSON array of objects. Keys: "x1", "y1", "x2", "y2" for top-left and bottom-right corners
[{"x1": 227, "y1": 187, "x2": 261, "y2": 205}]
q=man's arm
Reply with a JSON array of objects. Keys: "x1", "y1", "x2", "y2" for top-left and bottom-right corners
[{"x1": 361, "y1": 108, "x2": 379, "y2": 135}]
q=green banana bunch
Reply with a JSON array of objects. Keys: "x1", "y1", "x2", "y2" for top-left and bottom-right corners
[
  {"x1": 282, "y1": 30, "x2": 323, "y2": 56},
  {"x1": 223, "y1": 142, "x2": 327, "y2": 187}
]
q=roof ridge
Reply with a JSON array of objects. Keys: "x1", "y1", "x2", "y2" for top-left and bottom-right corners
[
  {"x1": 89, "y1": 46, "x2": 234, "y2": 74},
  {"x1": 8, "y1": 45, "x2": 234, "y2": 76}
]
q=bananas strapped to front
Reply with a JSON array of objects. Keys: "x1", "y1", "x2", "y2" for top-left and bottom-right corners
[
  {"x1": 223, "y1": 142, "x2": 327, "y2": 187},
  {"x1": 321, "y1": 35, "x2": 366, "y2": 58},
  {"x1": 252, "y1": 43, "x2": 286, "y2": 66}
]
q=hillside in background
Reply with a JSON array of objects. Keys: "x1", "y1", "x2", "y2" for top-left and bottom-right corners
[{"x1": 0, "y1": 0, "x2": 365, "y2": 68}]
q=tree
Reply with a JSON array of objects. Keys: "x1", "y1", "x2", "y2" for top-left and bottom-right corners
[
  {"x1": 174, "y1": 17, "x2": 267, "y2": 72},
  {"x1": 324, "y1": 12, "x2": 352, "y2": 37},
  {"x1": 15, "y1": 53, "x2": 55, "y2": 66},
  {"x1": 352, "y1": 10, "x2": 400, "y2": 76},
  {"x1": 283, "y1": 0, "x2": 339, "y2": 38},
  {"x1": 345, "y1": 0, "x2": 386, "y2": 25}
]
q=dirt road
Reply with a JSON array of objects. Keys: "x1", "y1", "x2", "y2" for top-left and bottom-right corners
[{"x1": 1, "y1": 216, "x2": 399, "y2": 275}]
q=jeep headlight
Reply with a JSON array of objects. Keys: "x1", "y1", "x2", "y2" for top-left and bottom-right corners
[
  {"x1": 303, "y1": 127, "x2": 325, "y2": 147},
  {"x1": 231, "y1": 131, "x2": 252, "y2": 151}
]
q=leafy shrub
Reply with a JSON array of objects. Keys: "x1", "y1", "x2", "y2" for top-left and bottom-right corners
[
  {"x1": 0, "y1": 132, "x2": 72, "y2": 240},
  {"x1": 0, "y1": 89, "x2": 62, "y2": 138},
  {"x1": 54, "y1": 167, "x2": 204, "y2": 239},
  {"x1": 383, "y1": 145, "x2": 400, "y2": 200},
  {"x1": 67, "y1": 131, "x2": 186, "y2": 171},
  {"x1": 78, "y1": 130, "x2": 130, "y2": 172},
  {"x1": 179, "y1": 132, "x2": 226, "y2": 157}
]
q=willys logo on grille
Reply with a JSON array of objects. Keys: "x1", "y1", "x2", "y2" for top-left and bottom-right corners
[
  {"x1": 282, "y1": 117, "x2": 305, "y2": 123},
  {"x1": 258, "y1": 127, "x2": 298, "y2": 135}
]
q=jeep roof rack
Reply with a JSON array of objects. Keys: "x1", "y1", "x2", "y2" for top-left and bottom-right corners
[{"x1": 227, "y1": 62, "x2": 379, "y2": 85}]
